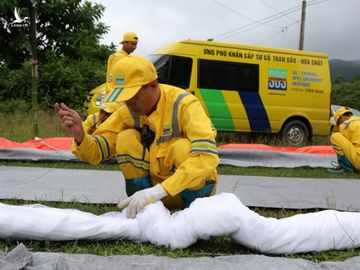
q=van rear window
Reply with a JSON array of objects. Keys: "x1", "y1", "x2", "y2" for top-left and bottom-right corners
[
  {"x1": 199, "y1": 59, "x2": 259, "y2": 92},
  {"x1": 149, "y1": 55, "x2": 192, "y2": 89}
]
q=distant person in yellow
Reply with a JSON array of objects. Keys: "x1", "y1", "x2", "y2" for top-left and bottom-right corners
[
  {"x1": 82, "y1": 102, "x2": 119, "y2": 135},
  {"x1": 328, "y1": 107, "x2": 360, "y2": 173},
  {"x1": 106, "y1": 32, "x2": 138, "y2": 94},
  {"x1": 56, "y1": 55, "x2": 219, "y2": 219}
]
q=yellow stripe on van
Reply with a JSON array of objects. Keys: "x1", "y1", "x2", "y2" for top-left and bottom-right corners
[
  {"x1": 221, "y1": 90, "x2": 250, "y2": 131},
  {"x1": 195, "y1": 89, "x2": 209, "y2": 115}
]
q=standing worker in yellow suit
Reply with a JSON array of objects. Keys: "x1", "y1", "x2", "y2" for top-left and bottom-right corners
[
  {"x1": 106, "y1": 32, "x2": 138, "y2": 95},
  {"x1": 328, "y1": 107, "x2": 360, "y2": 173},
  {"x1": 82, "y1": 102, "x2": 119, "y2": 134},
  {"x1": 56, "y1": 55, "x2": 219, "y2": 219}
]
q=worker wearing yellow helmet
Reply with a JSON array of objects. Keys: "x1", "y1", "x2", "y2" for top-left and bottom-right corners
[
  {"x1": 105, "y1": 32, "x2": 138, "y2": 94},
  {"x1": 82, "y1": 102, "x2": 119, "y2": 135},
  {"x1": 328, "y1": 106, "x2": 360, "y2": 173},
  {"x1": 56, "y1": 55, "x2": 219, "y2": 219}
]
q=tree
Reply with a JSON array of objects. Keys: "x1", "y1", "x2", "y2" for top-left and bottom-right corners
[
  {"x1": 332, "y1": 79, "x2": 360, "y2": 110},
  {"x1": 0, "y1": 0, "x2": 115, "y2": 110},
  {"x1": 352, "y1": 74, "x2": 360, "y2": 83},
  {"x1": 333, "y1": 75, "x2": 346, "y2": 84},
  {"x1": 0, "y1": 0, "x2": 111, "y2": 67}
]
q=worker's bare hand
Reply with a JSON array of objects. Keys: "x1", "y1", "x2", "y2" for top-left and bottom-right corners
[{"x1": 55, "y1": 103, "x2": 85, "y2": 144}]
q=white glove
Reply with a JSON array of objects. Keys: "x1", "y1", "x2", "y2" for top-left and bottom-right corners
[{"x1": 117, "y1": 184, "x2": 167, "y2": 219}]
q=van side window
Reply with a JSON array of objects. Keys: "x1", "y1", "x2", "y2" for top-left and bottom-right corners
[
  {"x1": 198, "y1": 59, "x2": 259, "y2": 92},
  {"x1": 150, "y1": 55, "x2": 192, "y2": 89}
]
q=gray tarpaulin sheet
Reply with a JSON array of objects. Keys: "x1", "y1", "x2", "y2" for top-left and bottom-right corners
[
  {"x1": 1, "y1": 166, "x2": 360, "y2": 210},
  {"x1": 1, "y1": 243, "x2": 360, "y2": 270},
  {"x1": 0, "y1": 148, "x2": 78, "y2": 161},
  {"x1": 0, "y1": 148, "x2": 336, "y2": 168},
  {"x1": 218, "y1": 149, "x2": 335, "y2": 168}
]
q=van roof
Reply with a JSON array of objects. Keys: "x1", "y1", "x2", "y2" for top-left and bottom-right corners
[{"x1": 155, "y1": 39, "x2": 328, "y2": 58}]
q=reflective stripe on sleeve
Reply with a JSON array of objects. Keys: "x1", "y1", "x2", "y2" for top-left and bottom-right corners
[
  {"x1": 191, "y1": 139, "x2": 218, "y2": 155},
  {"x1": 94, "y1": 135, "x2": 111, "y2": 161},
  {"x1": 117, "y1": 154, "x2": 150, "y2": 171}
]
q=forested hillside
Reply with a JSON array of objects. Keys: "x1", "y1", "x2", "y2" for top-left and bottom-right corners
[
  {"x1": 330, "y1": 59, "x2": 360, "y2": 82},
  {"x1": 330, "y1": 60, "x2": 360, "y2": 110},
  {"x1": 332, "y1": 75, "x2": 360, "y2": 110}
]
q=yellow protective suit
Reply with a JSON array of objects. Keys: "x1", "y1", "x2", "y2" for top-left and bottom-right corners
[
  {"x1": 105, "y1": 49, "x2": 129, "y2": 93},
  {"x1": 330, "y1": 115, "x2": 360, "y2": 171},
  {"x1": 82, "y1": 113, "x2": 100, "y2": 135},
  {"x1": 72, "y1": 84, "x2": 219, "y2": 209}
]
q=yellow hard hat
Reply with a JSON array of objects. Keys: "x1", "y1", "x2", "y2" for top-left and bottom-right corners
[
  {"x1": 334, "y1": 107, "x2": 352, "y2": 126},
  {"x1": 121, "y1": 32, "x2": 138, "y2": 43},
  {"x1": 111, "y1": 55, "x2": 157, "y2": 102}
]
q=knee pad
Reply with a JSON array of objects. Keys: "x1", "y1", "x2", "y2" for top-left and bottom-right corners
[
  {"x1": 125, "y1": 176, "x2": 152, "y2": 196},
  {"x1": 180, "y1": 180, "x2": 216, "y2": 208},
  {"x1": 337, "y1": 154, "x2": 355, "y2": 172}
]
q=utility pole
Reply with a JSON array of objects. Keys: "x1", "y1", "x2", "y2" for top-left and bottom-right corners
[
  {"x1": 298, "y1": 0, "x2": 306, "y2": 50},
  {"x1": 28, "y1": 0, "x2": 39, "y2": 137}
]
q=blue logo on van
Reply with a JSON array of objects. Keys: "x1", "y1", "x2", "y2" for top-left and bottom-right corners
[{"x1": 268, "y1": 68, "x2": 287, "y2": 90}]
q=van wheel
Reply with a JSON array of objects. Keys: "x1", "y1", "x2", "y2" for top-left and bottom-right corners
[{"x1": 281, "y1": 120, "x2": 309, "y2": 146}]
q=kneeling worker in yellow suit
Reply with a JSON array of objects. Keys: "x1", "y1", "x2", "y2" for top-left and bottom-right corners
[
  {"x1": 56, "y1": 55, "x2": 219, "y2": 218},
  {"x1": 329, "y1": 107, "x2": 360, "y2": 173},
  {"x1": 82, "y1": 102, "x2": 119, "y2": 134}
]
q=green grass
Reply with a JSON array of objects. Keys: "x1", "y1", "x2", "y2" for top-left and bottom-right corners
[
  {"x1": 216, "y1": 131, "x2": 331, "y2": 146},
  {"x1": 0, "y1": 111, "x2": 67, "y2": 142},
  {"x1": 218, "y1": 165, "x2": 360, "y2": 179},
  {"x1": 2, "y1": 160, "x2": 360, "y2": 180}
]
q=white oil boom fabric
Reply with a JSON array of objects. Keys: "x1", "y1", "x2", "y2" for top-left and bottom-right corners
[{"x1": 0, "y1": 193, "x2": 359, "y2": 254}]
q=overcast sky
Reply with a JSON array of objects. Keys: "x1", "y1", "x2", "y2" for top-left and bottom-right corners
[{"x1": 92, "y1": 0, "x2": 360, "y2": 60}]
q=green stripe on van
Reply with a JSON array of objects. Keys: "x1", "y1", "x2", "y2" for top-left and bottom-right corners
[{"x1": 199, "y1": 88, "x2": 234, "y2": 130}]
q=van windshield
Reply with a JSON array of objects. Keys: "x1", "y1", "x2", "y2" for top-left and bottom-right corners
[{"x1": 148, "y1": 54, "x2": 192, "y2": 89}]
